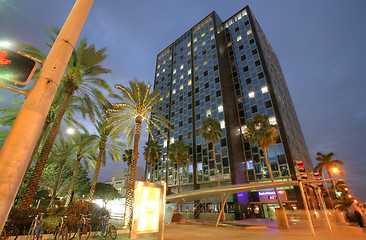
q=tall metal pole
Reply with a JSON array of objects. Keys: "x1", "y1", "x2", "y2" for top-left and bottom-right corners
[
  {"x1": 299, "y1": 181, "x2": 315, "y2": 236},
  {"x1": 0, "y1": 0, "x2": 94, "y2": 231}
]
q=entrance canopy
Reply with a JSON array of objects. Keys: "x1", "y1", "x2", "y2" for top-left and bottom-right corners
[{"x1": 166, "y1": 180, "x2": 300, "y2": 204}]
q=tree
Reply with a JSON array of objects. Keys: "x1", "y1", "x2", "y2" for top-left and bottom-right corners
[
  {"x1": 64, "y1": 132, "x2": 97, "y2": 206},
  {"x1": 19, "y1": 37, "x2": 112, "y2": 210},
  {"x1": 143, "y1": 140, "x2": 162, "y2": 182},
  {"x1": 245, "y1": 113, "x2": 283, "y2": 207},
  {"x1": 94, "y1": 183, "x2": 121, "y2": 207},
  {"x1": 201, "y1": 117, "x2": 225, "y2": 221},
  {"x1": 315, "y1": 152, "x2": 344, "y2": 187},
  {"x1": 88, "y1": 119, "x2": 125, "y2": 202},
  {"x1": 106, "y1": 80, "x2": 170, "y2": 226},
  {"x1": 168, "y1": 141, "x2": 190, "y2": 194}
]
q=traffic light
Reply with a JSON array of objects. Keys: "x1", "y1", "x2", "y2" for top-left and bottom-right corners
[{"x1": 0, "y1": 48, "x2": 38, "y2": 87}]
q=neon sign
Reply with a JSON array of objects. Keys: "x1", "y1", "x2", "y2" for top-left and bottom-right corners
[{"x1": 258, "y1": 190, "x2": 285, "y2": 196}]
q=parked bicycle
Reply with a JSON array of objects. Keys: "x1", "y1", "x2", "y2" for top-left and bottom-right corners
[
  {"x1": 54, "y1": 215, "x2": 69, "y2": 240},
  {"x1": 1, "y1": 221, "x2": 19, "y2": 240},
  {"x1": 70, "y1": 214, "x2": 91, "y2": 240},
  {"x1": 27, "y1": 214, "x2": 43, "y2": 240},
  {"x1": 94, "y1": 215, "x2": 117, "y2": 240}
]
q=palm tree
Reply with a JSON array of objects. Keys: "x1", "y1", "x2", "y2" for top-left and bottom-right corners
[
  {"x1": 106, "y1": 80, "x2": 170, "y2": 226},
  {"x1": 65, "y1": 132, "x2": 97, "y2": 206},
  {"x1": 315, "y1": 152, "x2": 344, "y2": 187},
  {"x1": 88, "y1": 119, "x2": 125, "y2": 202},
  {"x1": 168, "y1": 141, "x2": 190, "y2": 194},
  {"x1": 245, "y1": 113, "x2": 283, "y2": 207},
  {"x1": 19, "y1": 38, "x2": 112, "y2": 210},
  {"x1": 49, "y1": 137, "x2": 75, "y2": 207},
  {"x1": 122, "y1": 149, "x2": 133, "y2": 170},
  {"x1": 143, "y1": 140, "x2": 162, "y2": 182},
  {"x1": 201, "y1": 117, "x2": 225, "y2": 221}
]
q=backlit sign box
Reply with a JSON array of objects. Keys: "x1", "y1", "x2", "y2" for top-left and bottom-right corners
[{"x1": 130, "y1": 181, "x2": 166, "y2": 239}]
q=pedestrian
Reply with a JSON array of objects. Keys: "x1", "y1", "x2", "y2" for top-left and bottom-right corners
[{"x1": 349, "y1": 201, "x2": 364, "y2": 227}]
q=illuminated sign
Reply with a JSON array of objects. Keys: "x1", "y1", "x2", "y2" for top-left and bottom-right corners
[
  {"x1": 0, "y1": 48, "x2": 38, "y2": 87},
  {"x1": 130, "y1": 181, "x2": 166, "y2": 239},
  {"x1": 258, "y1": 190, "x2": 285, "y2": 196}
]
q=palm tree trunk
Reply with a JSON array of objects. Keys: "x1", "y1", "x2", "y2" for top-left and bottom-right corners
[
  {"x1": 89, "y1": 147, "x2": 105, "y2": 202},
  {"x1": 150, "y1": 164, "x2": 153, "y2": 182},
  {"x1": 49, "y1": 160, "x2": 66, "y2": 208},
  {"x1": 213, "y1": 144, "x2": 225, "y2": 221},
  {"x1": 123, "y1": 119, "x2": 142, "y2": 227},
  {"x1": 65, "y1": 157, "x2": 81, "y2": 207},
  {"x1": 178, "y1": 168, "x2": 181, "y2": 214},
  {"x1": 19, "y1": 91, "x2": 73, "y2": 210},
  {"x1": 264, "y1": 148, "x2": 283, "y2": 207}
]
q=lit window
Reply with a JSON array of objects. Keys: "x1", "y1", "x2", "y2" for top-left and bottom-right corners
[
  {"x1": 163, "y1": 140, "x2": 167, "y2": 148},
  {"x1": 188, "y1": 79, "x2": 192, "y2": 85},
  {"x1": 201, "y1": 32, "x2": 205, "y2": 37},
  {"x1": 206, "y1": 109, "x2": 211, "y2": 117},
  {"x1": 241, "y1": 125, "x2": 248, "y2": 134},
  {"x1": 220, "y1": 120, "x2": 225, "y2": 129},
  {"x1": 269, "y1": 117, "x2": 277, "y2": 125},
  {"x1": 247, "y1": 29, "x2": 252, "y2": 35},
  {"x1": 261, "y1": 86, "x2": 268, "y2": 93},
  {"x1": 246, "y1": 160, "x2": 254, "y2": 170},
  {"x1": 156, "y1": 73, "x2": 159, "y2": 77},
  {"x1": 163, "y1": 60, "x2": 166, "y2": 64},
  {"x1": 227, "y1": 42, "x2": 232, "y2": 47},
  {"x1": 180, "y1": 64, "x2": 184, "y2": 70},
  {"x1": 162, "y1": 68, "x2": 165, "y2": 72},
  {"x1": 211, "y1": 35, "x2": 215, "y2": 40},
  {"x1": 170, "y1": 137, "x2": 174, "y2": 144},
  {"x1": 209, "y1": 26, "x2": 213, "y2": 31},
  {"x1": 203, "y1": 60, "x2": 208, "y2": 66},
  {"x1": 187, "y1": 42, "x2": 191, "y2": 47},
  {"x1": 172, "y1": 79, "x2": 176, "y2": 84},
  {"x1": 248, "y1": 91, "x2": 255, "y2": 98},
  {"x1": 188, "y1": 69, "x2": 192, "y2": 75},
  {"x1": 194, "y1": 37, "x2": 197, "y2": 42},
  {"x1": 202, "y1": 41, "x2": 206, "y2": 46},
  {"x1": 194, "y1": 46, "x2": 197, "y2": 51},
  {"x1": 173, "y1": 69, "x2": 176, "y2": 74},
  {"x1": 169, "y1": 56, "x2": 172, "y2": 60},
  {"x1": 172, "y1": 89, "x2": 176, "y2": 94},
  {"x1": 180, "y1": 74, "x2": 183, "y2": 79},
  {"x1": 237, "y1": 36, "x2": 242, "y2": 41},
  {"x1": 197, "y1": 162, "x2": 203, "y2": 171},
  {"x1": 188, "y1": 51, "x2": 191, "y2": 56},
  {"x1": 157, "y1": 64, "x2": 160, "y2": 69},
  {"x1": 180, "y1": 84, "x2": 183, "y2": 90},
  {"x1": 218, "y1": 104, "x2": 223, "y2": 112}
]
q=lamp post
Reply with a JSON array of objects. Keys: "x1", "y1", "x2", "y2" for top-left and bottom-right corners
[{"x1": 0, "y1": 0, "x2": 94, "y2": 232}]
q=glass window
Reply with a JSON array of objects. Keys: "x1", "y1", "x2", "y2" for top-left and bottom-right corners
[
  {"x1": 180, "y1": 64, "x2": 184, "y2": 70},
  {"x1": 218, "y1": 104, "x2": 223, "y2": 112},
  {"x1": 246, "y1": 160, "x2": 254, "y2": 170},
  {"x1": 188, "y1": 69, "x2": 191, "y2": 75},
  {"x1": 269, "y1": 116, "x2": 277, "y2": 125},
  {"x1": 188, "y1": 79, "x2": 192, "y2": 85},
  {"x1": 248, "y1": 91, "x2": 255, "y2": 98},
  {"x1": 180, "y1": 84, "x2": 183, "y2": 90},
  {"x1": 236, "y1": 35, "x2": 242, "y2": 41},
  {"x1": 247, "y1": 29, "x2": 252, "y2": 35},
  {"x1": 194, "y1": 37, "x2": 197, "y2": 42},
  {"x1": 220, "y1": 120, "x2": 225, "y2": 129},
  {"x1": 261, "y1": 86, "x2": 268, "y2": 93},
  {"x1": 206, "y1": 109, "x2": 211, "y2": 117},
  {"x1": 187, "y1": 42, "x2": 191, "y2": 47}
]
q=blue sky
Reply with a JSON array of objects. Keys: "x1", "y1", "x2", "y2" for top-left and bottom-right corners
[{"x1": 1, "y1": 0, "x2": 366, "y2": 201}]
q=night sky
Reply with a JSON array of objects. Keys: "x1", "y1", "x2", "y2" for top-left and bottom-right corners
[{"x1": 1, "y1": 0, "x2": 366, "y2": 202}]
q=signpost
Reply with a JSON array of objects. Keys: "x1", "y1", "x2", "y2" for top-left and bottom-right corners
[{"x1": 130, "y1": 181, "x2": 166, "y2": 240}]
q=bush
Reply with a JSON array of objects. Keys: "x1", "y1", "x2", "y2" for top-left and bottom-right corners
[
  {"x1": 8, "y1": 207, "x2": 46, "y2": 235},
  {"x1": 172, "y1": 213, "x2": 182, "y2": 223}
]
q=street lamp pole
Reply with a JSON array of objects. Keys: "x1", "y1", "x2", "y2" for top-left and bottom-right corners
[{"x1": 0, "y1": 0, "x2": 94, "y2": 232}]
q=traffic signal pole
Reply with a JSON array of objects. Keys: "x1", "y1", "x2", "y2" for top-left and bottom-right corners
[{"x1": 0, "y1": 0, "x2": 94, "y2": 231}]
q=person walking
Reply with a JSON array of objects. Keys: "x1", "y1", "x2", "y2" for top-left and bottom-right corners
[{"x1": 349, "y1": 201, "x2": 364, "y2": 227}]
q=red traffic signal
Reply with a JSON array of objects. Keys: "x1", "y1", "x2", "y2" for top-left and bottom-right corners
[{"x1": 0, "y1": 48, "x2": 38, "y2": 87}]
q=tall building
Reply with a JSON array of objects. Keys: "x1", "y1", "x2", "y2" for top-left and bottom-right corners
[
  {"x1": 148, "y1": 6, "x2": 313, "y2": 219},
  {"x1": 106, "y1": 167, "x2": 144, "y2": 197}
]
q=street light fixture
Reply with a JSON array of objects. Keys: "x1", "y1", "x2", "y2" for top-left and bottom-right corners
[
  {"x1": 66, "y1": 127, "x2": 75, "y2": 135},
  {"x1": 332, "y1": 167, "x2": 340, "y2": 174}
]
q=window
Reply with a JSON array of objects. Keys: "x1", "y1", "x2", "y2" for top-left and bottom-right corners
[
  {"x1": 261, "y1": 86, "x2": 268, "y2": 93},
  {"x1": 220, "y1": 120, "x2": 225, "y2": 129},
  {"x1": 239, "y1": 44, "x2": 244, "y2": 50},
  {"x1": 201, "y1": 32, "x2": 205, "y2": 37},
  {"x1": 265, "y1": 100, "x2": 272, "y2": 108},
  {"x1": 236, "y1": 35, "x2": 242, "y2": 41},
  {"x1": 194, "y1": 46, "x2": 197, "y2": 51},
  {"x1": 173, "y1": 69, "x2": 176, "y2": 74},
  {"x1": 204, "y1": 71, "x2": 208, "y2": 76},
  {"x1": 206, "y1": 109, "x2": 211, "y2": 117},
  {"x1": 205, "y1": 95, "x2": 210, "y2": 102},
  {"x1": 179, "y1": 95, "x2": 183, "y2": 101},
  {"x1": 251, "y1": 105, "x2": 258, "y2": 113},
  {"x1": 195, "y1": 87, "x2": 199, "y2": 93},
  {"x1": 172, "y1": 89, "x2": 176, "y2": 94},
  {"x1": 245, "y1": 20, "x2": 249, "y2": 26},
  {"x1": 235, "y1": 27, "x2": 239, "y2": 32},
  {"x1": 215, "y1": 77, "x2": 220, "y2": 83},
  {"x1": 211, "y1": 44, "x2": 216, "y2": 49},
  {"x1": 172, "y1": 79, "x2": 176, "y2": 84},
  {"x1": 249, "y1": 39, "x2": 254, "y2": 44},
  {"x1": 179, "y1": 121, "x2": 183, "y2": 127},
  {"x1": 248, "y1": 91, "x2": 255, "y2": 98},
  {"x1": 187, "y1": 42, "x2": 191, "y2": 47},
  {"x1": 202, "y1": 49, "x2": 206, "y2": 55},
  {"x1": 216, "y1": 90, "x2": 221, "y2": 97},
  {"x1": 196, "y1": 100, "x2": 200, "y2": 106},
  {"x1": 213, "y1": 65, "x2": 218, "y2": 71},
  {"x1": 170, "y1": 137, "x2": 174, "y2": 144},
  {"x1": 188, "y1": 79, "x2": 192, "y2": 85},
  {"x1": 180, "y1": 64, "x2": 184, "y2": 70},
  {"x1": 258, "y1": 72, "x2": 264, "y2": 79},
  {"x1": 255, "y1": 60, "x2": 261, "y2": 66},
  {"x1": 202, "y1": 41, "x2": 206, "y2": 46},
  {"x1": 180, "y1": 74, "x2": 184, "y2": 79},
  {"x1": 269, "y1": 117, "x2": 277, "y2": 125},
  {"x1": 241, "y1": 55, "x2": 246, "y2": 61},
  {"x1": 196, "y1": 114, "x2": 200, "y2": 120},
  {"x1": 179, "y1": 108, "x2": 183, "y2": 114},
  {"x1": 247, "y1": 29, "x2": 252, "y2": 35},
  {"x1": 204, "y1": 82, "x2": 209, "y2": 89},
  {"x1": 188, "y1": 103, "x2": 192, "y2": 110},
  {"x1": 188, "y1": 69, "x2": 192, "y2": 75},
  {"x1": 156, "y1": 73, "x2": 159, "y2": 77},
  {"x1": 243, "y1": 66, "x2": 249, "y2": 72},
  {"x1": 246, "y1": 78, "x2": 252, "y2": 85},
  {"x1": 188, "y1": 117, "x2": 192, "y2": 124},
  {"x1": 179, "y1": 84, "x2": 183, "y2": 90},
  {"x1": 211, "y1": 34, "x2": 215, "y2": 40},
  {"x1": 163, "y1": 140, "x2": 167, "y2": 148},
  {"x1": 218, "y1": 104, "x2": 223, "y2": 112},
  {"x1": 252, "y1": 49, "x2": 258, "y2": 55},
  {"x1": 193, "y1": 37, "x2": 197, "y2": 42},
  {"x1": 203, "y1": 60, "x2": 208, "y2": 66}
]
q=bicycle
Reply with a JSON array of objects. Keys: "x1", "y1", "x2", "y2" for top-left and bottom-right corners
[
  {"x1": 1, "y1": 221, "x2": 19, "y2": 240},
  {"x1": 94, "y1": 215, "x2": 117, "y2": 240},
  {"x1": 70, "y1": 214, "x2": 91, "y2": 240},
  {"x1": 27, "y1": 214, "x2": 43, "y2": 240},
  {"x1": 54, "y1": 215, "x2": 69, "y2": 240}
]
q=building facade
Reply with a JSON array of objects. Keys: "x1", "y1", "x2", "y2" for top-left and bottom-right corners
[
  {"x1": 148, "y1": 6, "x2": 312, "y2": 219},
  {"x1": 106, "y1": 167, "x2": 145, "y2": 197}
]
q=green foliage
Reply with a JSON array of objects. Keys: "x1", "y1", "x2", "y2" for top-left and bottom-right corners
[
  {"x1": 315, "y1": 152, "x2": 344, "y2": 178},
  {"x1": 201, "y1": 117, "x2": 222, "y2": 144},
  {"x1": 122, "y1": 149, "x2": 133, "y2": 167},
  {"x1": 143, "y1": 140, "x2": 162, "y2": 165},
  {"x1": 8, "y1": 207, "x2": 46, "y2": 235},
  {"x1": 168, "y1": 141, "x2": 191, "y2": 168},
  {"x1": 94, "y1": 183, "x2": 121, "y2": 203}
]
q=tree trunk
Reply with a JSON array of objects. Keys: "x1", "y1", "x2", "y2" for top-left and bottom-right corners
[
  {"x1": 264, "y1": 148, "x2": 283, "y2": 207},
  {"x1": 49, "y1": 160, "x2": 66, "y2": 208},
  {"x1": 213, "y1": 144, "x2": 225, "y2": 221},
  {"x1": 150, "y1": 163, "x2": 153, "y2": 182},
  {"x1": 19, "y1": 91, "x2": 73, "y2": 210},
  {"x1": 65, "y1": 157, "x2": 82, "y2": 207},
  {"x1": 89, "y1": 147, "x2": 105, "y2": 202},
  {"x1": 123, "y1": 118, "x2": 142, "y2": 227},
  {"x1": 178, "y1": 167, "x2": 181, "y2": 214}
]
